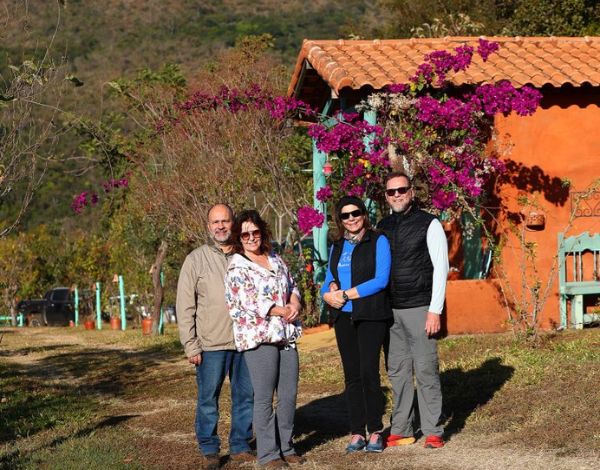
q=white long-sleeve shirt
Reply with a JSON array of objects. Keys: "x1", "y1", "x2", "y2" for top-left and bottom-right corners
[{"x1": 426, "y1": 218, "x2": 449, "y2": 314}]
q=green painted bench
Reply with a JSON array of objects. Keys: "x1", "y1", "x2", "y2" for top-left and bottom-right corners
[{"x1": 558, "y1": 232, "x2": 600, "y2": 329}]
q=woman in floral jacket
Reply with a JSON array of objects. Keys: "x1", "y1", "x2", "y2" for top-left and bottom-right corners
[{"x1": 225, "y1": 209, "x2": 303, "y2": 469}]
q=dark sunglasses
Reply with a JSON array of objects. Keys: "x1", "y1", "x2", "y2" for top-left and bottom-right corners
[
  {"x1": 386, "y1": 186, "x2": 411, "y2": 196},
  {"x1": 240, "y1": 229, "x2": 261, "y2": 241},
  {"x1": 340, "y1": 209, "x2": 363, "y2": 220}
]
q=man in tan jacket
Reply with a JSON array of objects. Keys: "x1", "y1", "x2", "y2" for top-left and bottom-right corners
[{"x1": 177, "y1": 204, "x2": 253, "y2": 470}]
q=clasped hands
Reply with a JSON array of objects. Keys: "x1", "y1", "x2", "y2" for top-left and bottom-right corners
[
  {"x1": 270, "y1": 302, "x2": 300, "y2": 322},
  {"x1": 323, "y1": 282, "x2": 346, "y2": 309},
  {"x1": 283, "y1": 302, "x2": 300, "y2": 322}
]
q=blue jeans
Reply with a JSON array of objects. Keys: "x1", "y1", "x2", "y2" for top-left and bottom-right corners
[{"x1": 195, "y1": 350, "x2": 254, "y2": 456}]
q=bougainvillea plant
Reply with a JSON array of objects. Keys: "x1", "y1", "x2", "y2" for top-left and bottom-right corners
[
  {"x1": 73, "y1": 40, "x2": 541, "y2": 240},
  {"x1": 71, "y1": 177, "x2": 129, "y2": 214},
  {"x1": 301, "y1": 39, "x2": 542, "y2": 232}
]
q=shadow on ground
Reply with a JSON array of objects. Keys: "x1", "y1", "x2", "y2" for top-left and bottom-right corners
[
  {"x1": 294, "y1": 392, "x2": 347, "y2": 453},
  {"x1": 293, "y1": 357, "x2": 514, "y2": 453},
  {"x1": 441, "y1": 357, "x2": 514, "y2": 439},
  {"x1": 0, "y1": 342, "x2": 183, "y2": 446}
]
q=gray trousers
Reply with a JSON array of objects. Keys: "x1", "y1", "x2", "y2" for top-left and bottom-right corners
[
  {"x1": 243, "y1": 344, "x2": 299, "y2": 464},
  {"x1": 387, "y1": 306, "x2": 443, "y2": 437}
]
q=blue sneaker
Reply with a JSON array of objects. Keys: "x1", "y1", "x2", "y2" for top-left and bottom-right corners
[
  {"x1": 365, "y1": 432, "x2": 384, "y2": 453},
  {"x1": 346, "y1": 434, "x2": 366, "y2": 453}
]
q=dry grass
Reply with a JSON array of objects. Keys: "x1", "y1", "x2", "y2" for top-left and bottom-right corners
[{"x1": 1, "y1": 325, "x2": 599, "y2": 469}]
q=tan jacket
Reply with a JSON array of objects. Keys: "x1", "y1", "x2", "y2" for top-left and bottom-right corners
[{"x1": 176, "y1": 243, "x2": 236, "y2": 357}]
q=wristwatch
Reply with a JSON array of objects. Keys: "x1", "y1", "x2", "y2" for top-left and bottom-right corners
[{"x1": 342, "y1": 290, "x2": 349, "y2": 302}]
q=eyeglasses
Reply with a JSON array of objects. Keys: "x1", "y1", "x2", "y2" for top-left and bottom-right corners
[
  {"x1": 240, "y1": 229, "x2": 261, "y2": 241},
  {"x1": 340, "y1": 209, "x2": 363, "y2": 220},
  {"x1": 386, "y1": 186, "x2": 411, "y2": 197}
]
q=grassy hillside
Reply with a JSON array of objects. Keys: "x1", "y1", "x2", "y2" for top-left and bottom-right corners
[{"x1": 0, "y1": 0, "x2": 373, "y2": 229}]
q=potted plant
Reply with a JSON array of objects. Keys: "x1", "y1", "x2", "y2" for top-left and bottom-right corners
[
  {"x1": 83, "y1": 319, "x2": 95, "y2": 330},
  {"x1": 140, "y1": 305, "x2": 153, "y2": 335},
  {"x1": 110, "y1": 314, "x2": 122, "y2": 330}
]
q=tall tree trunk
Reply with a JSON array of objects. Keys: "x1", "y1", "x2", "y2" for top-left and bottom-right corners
[
  {"x1": 8, "y1": 288, "x2": 18, "y2": 327},
  {"x1": 150, "y1": 240, "x2": 168, "y2": 335}
]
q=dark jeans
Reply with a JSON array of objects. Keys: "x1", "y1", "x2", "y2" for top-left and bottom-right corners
[
  {"x1": 195, "y1": 350, "x2": 254, "y2": 456},
  {"x1": 334, "y1": 314, "x2": 388, "y2": 436}
]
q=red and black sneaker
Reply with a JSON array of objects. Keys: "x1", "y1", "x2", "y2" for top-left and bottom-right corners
[
  {"x1": 386, "y1": 434, "x2": 416, "y2": 447},
  {"x1": 424, "y1": 435, "x2": 444, "y2": 449}
]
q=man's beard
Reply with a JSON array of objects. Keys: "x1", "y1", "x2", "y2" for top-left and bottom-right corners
[
  {"x1": 393, "y1": 201, "x2": 412, "y2": 214},
  {"x1": 212, "y1": 232, "x2": 231, "y2": 245}
]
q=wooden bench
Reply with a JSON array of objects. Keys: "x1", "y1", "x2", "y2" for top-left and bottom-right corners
[{"x1": 558, "y1": 232, "x2": 600, "y2": 329}]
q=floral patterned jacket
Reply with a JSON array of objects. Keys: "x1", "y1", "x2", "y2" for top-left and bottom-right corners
[{"x1": 225, "y1": 252, "x2": 302, "y2": 351}]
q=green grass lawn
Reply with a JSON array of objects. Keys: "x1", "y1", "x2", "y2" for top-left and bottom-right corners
[{"x1": 1, "y1": 325, "x2": 599, "y2": 469}]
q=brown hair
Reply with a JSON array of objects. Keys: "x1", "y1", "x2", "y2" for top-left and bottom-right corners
[
  {"x1": 231, "y1": 209, "x2": 273, "y2": 254},
  {"x1": 384, "y1": 171, "x2": 411, "y2": 187}
]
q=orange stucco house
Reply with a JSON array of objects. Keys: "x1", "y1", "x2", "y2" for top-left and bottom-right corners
[{"x1": 288, "y1": 37, "x2": 600, "y2": 334}]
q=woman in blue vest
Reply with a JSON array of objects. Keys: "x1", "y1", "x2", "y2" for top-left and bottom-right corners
[{"x1": 321, "y1": 195, "x2": 392, "y2": 453}]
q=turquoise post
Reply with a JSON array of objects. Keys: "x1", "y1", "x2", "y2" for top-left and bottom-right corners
[
  {"x1": 118, "y1": 275, "x2": 126, "y2": 331},
  {"x1": 74, "y1": 287, "x2": 79, "y2": 327},
  {"x1": 363, "y1": 108, "x2": 378, "y2": 224},
  {"x1": 95, "y1": 282, "x2": 102, "y2": 330},
  {"x1": 158, "y1": 270, "x2": 164, "y2": 335},
  {"x1": 17, "y1": 313, "x2": 24, "y2": 327},
  {"x1": 312, "y1": 137, "x2": 329, "y2": 324}
]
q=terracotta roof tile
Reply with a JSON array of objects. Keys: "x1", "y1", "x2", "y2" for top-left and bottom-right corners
[{"x1": 289, "y1": 36, "x2": 600, "y2": 98}]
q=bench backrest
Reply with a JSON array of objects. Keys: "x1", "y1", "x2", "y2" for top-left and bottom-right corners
[{"x1": 558, "y1": 232, "x2": 600, "y2": 285}]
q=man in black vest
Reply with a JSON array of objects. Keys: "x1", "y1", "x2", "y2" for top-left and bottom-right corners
[{"x1": 377, "y1": 172, "x2": 449, "y2": 449}]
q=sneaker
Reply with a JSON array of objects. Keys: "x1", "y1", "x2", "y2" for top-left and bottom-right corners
[
  {"x1": 345, "y1": 434, "x2": 366, "y2": 453},
  {"x1": 365, "y1": 432, "x2": 384, "y2": 453},
  {"x1": 386, "y1": 434, "x2": 416, "y2": 447},
  {"x1": 423, "y1": 435, "x2": 444, "y2": 449}
]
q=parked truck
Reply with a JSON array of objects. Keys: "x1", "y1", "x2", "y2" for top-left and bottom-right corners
[{"x1": 17, "y1": 287, "x2": 75, "y2": 326}]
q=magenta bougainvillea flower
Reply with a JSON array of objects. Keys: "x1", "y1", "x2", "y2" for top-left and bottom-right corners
[{"x1": 297, "y1": 206, "x2": 325, "y2": 235}]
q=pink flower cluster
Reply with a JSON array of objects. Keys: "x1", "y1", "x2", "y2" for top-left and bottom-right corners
[
  {"x1": 308, "y1": 114, "x2": 390, "y2": 198},
  {"x1": 71, "y1": 177, "x2": 129, "y2": 214},
  {"x1": 102, "y1": 177, "x2": 129, "y2": 192},
  {"x1": 412, "y1": 39, "x2": 498, "y2": 87},
  {"x1": 476, "y1": 38, "x2": 500, "y2": 62},
  {"x1": 297, "y1": 206, "x2": 325, "y2": 235},
  {"x1": 316, "y1": 185, "x2": 334, "y2": 202},
  {"x1": 415, "y1": 82, "x2": 541, "y2": 131},
  {"x1": 175, "y1": 84, "x2": 314, "y2": 121},
  {"x1": 71, "y1": 191, "x2": 98, "y2": 214},
  {"x1": 473, "y1": 81, "x2": 541, "y2": 117}
]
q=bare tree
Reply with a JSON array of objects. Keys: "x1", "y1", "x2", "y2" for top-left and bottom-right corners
[{"x1": 0, "y1": 2, "x2": 70, "y2": 237}]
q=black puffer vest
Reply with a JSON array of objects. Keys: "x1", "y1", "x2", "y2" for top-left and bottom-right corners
[
  {"x1": 328, "y1": 230, "x2": 392, "y2": 323},
  {"x1": 377, "y1": 205, "x2": 435, "y2": 309}
]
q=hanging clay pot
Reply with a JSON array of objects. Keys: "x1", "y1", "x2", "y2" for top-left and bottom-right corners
[{"x1": 525, "y1": 211, "x2": 545, "y2": 231}]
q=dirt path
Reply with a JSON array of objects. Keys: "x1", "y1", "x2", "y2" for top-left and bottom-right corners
[{"x1": 2, "y1": 328, "x2": 599, "y2": 470}]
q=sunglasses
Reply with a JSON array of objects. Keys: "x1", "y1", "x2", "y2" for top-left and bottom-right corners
[
  {"x1": 340, "y1": 209, "x2": 363, "y2": 220},
  {"x1": 240, "y1": 229, "x2": 261, "y2": 241},
  {"x1": 386, "y1": 186, "x2": 411, "y2": 197}
]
